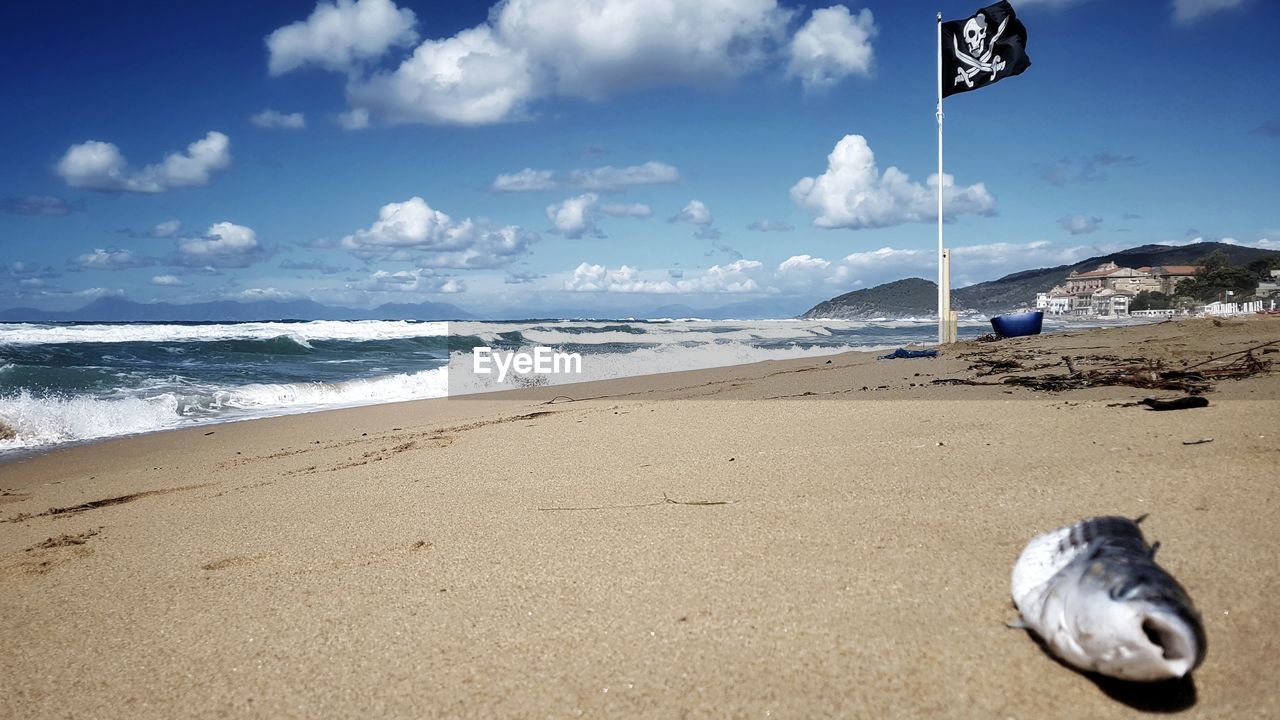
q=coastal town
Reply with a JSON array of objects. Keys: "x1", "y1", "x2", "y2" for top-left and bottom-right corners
[{"x1": 1034, "y1": 260, "x2": 1280, "y2": 318}]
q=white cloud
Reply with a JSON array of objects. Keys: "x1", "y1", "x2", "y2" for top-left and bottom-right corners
[
  {"x1": 151, "y1": 220, "x2": 182, "y2": 238},
  {"x1": 266, "y1": 0, "x2": 418, "y2": 75},
  {"x1": 348, "y1": 26, "x2": 537, "y2": 126},
  {"x1": 494, "y1": 0, "x2": 790, "y2": 100},
  {"x1": 562, "y1": 241, "x2": 1099, "y2": 296},
  {"x1": 569, "y1": 162, "x2": 680, "y2": 191},
  {"x1": 492, "y1": 161, "x2": 679, "y2": 192},
  {"x1": 70, "y1": 248, "x2": 153, "y2": 270},
  {"x1": 546, "y1": 193, "x2": 601, "y2": 239},
  {"x1": 791, "y1": 134, "x2": 995, "y2": 229},
  {"x1": 1172, "y1": 0, "x2": 1246, "y2": 23},
  {"x1": 1173, "y1": 236, "x2": 1280, "y2": 251},
  {"x1": 336, "y1": 108, "x2": 371, "y2": 130},
  {"x1": 177, "y1": 222, "x2": 264, "y2": 268},
  {"x1": 599, "y1": 202, "x2": 652, "y2": 218},
  {"x1": 71, "y1": 287, "x2": 125, "y2": 300},
  {"x1": 565, "y1": 259, "x2": 763, "y2": 294},
  {"x1": 747, "y1": 219, "x2": 794, "y2": 232},
  {"x1": 251, "y1": 109, "x2": 307, "y2": 130},
  {"x1": 150, "y1": 275, "x2": 187, "y2": 287},
  {"x1": 493, "y1": 168, "x2": 557, "y2": 192},
  {"x1": 1058, "y1": 214, "x2": 1102, "y2": 235},
  {"x1": 340, "y1": 196, "x2": 535, "y2": 267},
  {"x1": 56, "y1": 132, "x2": 231, "y2": 194},
  {"x1": 352, "y1": 269, "x2": 465, "y2": 294},
  {"x1": 786, "y1": 6, "x2": 876, "y2": 92},
  {"x1": 338, "y1": 0, "x2": 792, "y2": 125},
  {"x1": 671, "y1": 200, "x2": 713, "y2": 226},
  {"x1": 230, "y1": 287, "x2": 299, "y2": 301}
]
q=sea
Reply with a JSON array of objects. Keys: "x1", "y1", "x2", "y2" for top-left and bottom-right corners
[{"x1": 0, "y1": 316, "x2": 1038, "y2": 455}]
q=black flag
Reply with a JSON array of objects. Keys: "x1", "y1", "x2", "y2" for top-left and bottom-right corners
[{"x1": 942, "y1": 1, "x2": 1030, "y2": 98}]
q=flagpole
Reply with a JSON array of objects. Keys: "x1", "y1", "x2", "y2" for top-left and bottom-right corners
[{"x1": 936, "y1": 11, "x2": 946, "y2": 344}]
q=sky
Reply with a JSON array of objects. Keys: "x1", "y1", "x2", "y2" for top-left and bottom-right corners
[{"x1": 1, "y1": 0, "x2": 1277, "y2": 317}]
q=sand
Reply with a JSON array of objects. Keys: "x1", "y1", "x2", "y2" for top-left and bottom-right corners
[{"x1": 1, "y1": 317, "x2": 1277, "y2": 718}]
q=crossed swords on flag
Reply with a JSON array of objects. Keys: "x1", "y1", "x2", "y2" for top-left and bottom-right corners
[{"x1": 953, "y1": 15, "x2": 1009, "y2": 88}]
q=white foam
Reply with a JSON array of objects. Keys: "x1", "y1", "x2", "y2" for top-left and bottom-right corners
[
  {"x1": 0, "y1": 320, "x2": 449, "y2": 346},
  {"x1": 0, "y1": 367, "x2": 449, "y2": 452},
  {"x1": 0, "y1": 390, "x2": 185, "y2": 451}
]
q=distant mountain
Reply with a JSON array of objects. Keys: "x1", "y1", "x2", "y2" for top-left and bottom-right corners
[
  {"x1": 800, "y1": 242, "x2": 1280, "y2": 318},
  {"x1": 0, "y1": 296, "x2": 470, "y2": 322},
  {"x1": 800, "y1": 278, "x2": 968, "y2": 319}
]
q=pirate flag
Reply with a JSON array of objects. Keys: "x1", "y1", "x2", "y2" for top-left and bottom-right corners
[{"x1": 942, "y1": 1, "x2": 1030, "y2": 98}]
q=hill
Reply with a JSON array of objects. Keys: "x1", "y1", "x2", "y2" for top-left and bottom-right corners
[
  {"x1": 800, "y1": 242, "x2": 1280, "y2": 318},
  {"x1": 799, "y1": 278, "x2": 968, "y2": 319}
]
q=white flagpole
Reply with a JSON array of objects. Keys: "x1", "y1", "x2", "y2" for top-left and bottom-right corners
[{"x1": 936, "y1": 12, "x2": 946, "y2": 344}]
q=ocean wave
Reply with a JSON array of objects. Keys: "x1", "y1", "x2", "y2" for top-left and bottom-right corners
[
  {"x1": 0, "y1": 320, "x2": 450, "y2": 346},
  {"x1": 0, "y1": 367, "x2": 449, "y2": 452}
]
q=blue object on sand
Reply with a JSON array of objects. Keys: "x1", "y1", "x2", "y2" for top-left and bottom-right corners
[
  {"x1": 880, "y1": 348, "x2": 938, "y2": 359},
  {"x1": 991, "y1": 311, "x2": 1044, "y2": 338}
]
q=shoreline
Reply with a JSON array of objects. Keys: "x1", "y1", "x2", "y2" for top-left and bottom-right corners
[
  {"x1": 0, "y1": 315, "x2": 1165, "y2": 463},
  {"x1": 2, "y1": 317, "x2": 1277, "y2": 718}
]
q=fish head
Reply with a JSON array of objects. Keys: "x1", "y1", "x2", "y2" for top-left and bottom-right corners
[{"x1": 1069, "y1": 558, "x2": 1207, "y2": 681}]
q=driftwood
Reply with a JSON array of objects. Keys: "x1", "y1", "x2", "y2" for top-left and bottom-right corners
[{"x1": 940, "y1": 339, "x2": 1277, "y2": 394}]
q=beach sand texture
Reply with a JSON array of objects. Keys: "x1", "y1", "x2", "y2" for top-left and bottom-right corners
[{"x1": 1, "y1": 318, "x2": 1277, "y2": 718}]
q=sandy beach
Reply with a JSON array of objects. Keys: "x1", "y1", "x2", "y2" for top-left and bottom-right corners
[{"x1": 1, "y1": 317, "x2": 1277, "y2": 718}]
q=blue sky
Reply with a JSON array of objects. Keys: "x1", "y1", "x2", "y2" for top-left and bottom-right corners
[{"x1": 2, "y1": 0, "x2": 1277, "y2": 317}]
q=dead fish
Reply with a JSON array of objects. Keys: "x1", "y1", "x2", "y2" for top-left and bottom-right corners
[{"x1": 1011, "y1": 516, "x2": 1206, "y2": 681}]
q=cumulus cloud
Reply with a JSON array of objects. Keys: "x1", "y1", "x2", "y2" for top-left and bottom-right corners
[
  {"x1": 0, "y1": 195, "x2": 83, "y2": 216},
  {"x1": 493, "y1": 168, "x2": 557, "y2": 192},
  {"x1": 56, "y1": 132, "x2": 231, "y2": 193},
  {"x1": 747, "y1": 219, "x2": 794, "y2": 232},
  {"x1": 335, "y1": 108, "x2": 371, "y2": 130},
  {"x1": 563, "y1": 241, "x2": 1099, "y2": 297},
  {"x1": 1058, "y1": 214, "x2": 1102, "y2": 235},
  {"x1": 251, "y1": 109, "x2": 307, "y2": 129},
  {"x1": 351, "y1": 269, "x2": 465, "y2": 293},
  {"x1": 150, "y1": 275, "x2": 187, "y2": 287},
  {"x1": 1172, "y1": 0, "x2": 1246, "y2": 23},
  {"x1": 348, "y1": 26, "x2": 538, "y2": 126},
  {"x1": 492, "y1": 161, "x2": 679, "y2": 192},
  {"x1": 570, "y1": 162, "x2": 680, "y2": 191},
  {"x1": 230, "y1": 287, "x2": 300, "y2": 301},
  {"x1": 565, "y1": 259, "x2": 763, "y2": 294},
  {"x1": 671, "y1": 200, "x2": 713, "y2": 226},
  {"x1": 340, "y1": 196, "x2": 535, "y2": 268},
  {"x1": 177, "y1": 222, "x2": 265, "y2": 268},
  {"x1": 546, "y1": 193, "x2": 602, "y2": 239},
  {"x1": 311, "y1": 0, "x2": 792, "y2": 125},
  {"x1": 70, "y1": 248, "x2": 154, "y2": 270},
  {"x1": 266, "y1": 0, "x2": 418, "y2": 75},
  {"x1": 786, "y1": 6, "x2": 876, "y2": 92},
  {"x1": 6, "y1": 261, "x2": 61, "y2": 280},
  {"x1": 599, "y1": 202, "x2": 652, "y2": 218},
  {"x1": 151, "y1": 220, "x2": 182, "y2": 238},
  {"x1": 791, "y1": 134, "x2": 995, "y2": 229}
]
